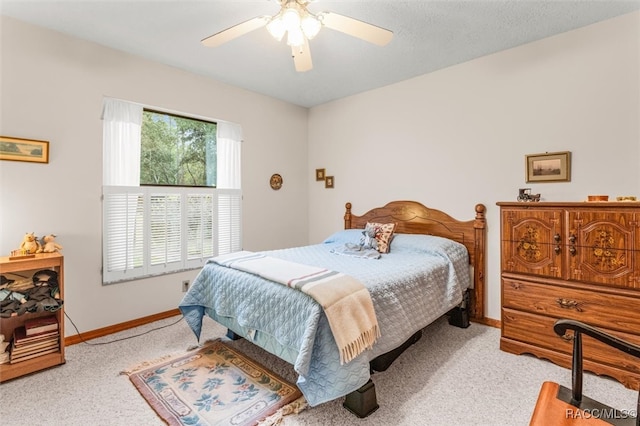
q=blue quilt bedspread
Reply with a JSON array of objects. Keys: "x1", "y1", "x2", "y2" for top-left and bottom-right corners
[{"x1": 179, "y1": 232, "x2": 471, "y2": 406}]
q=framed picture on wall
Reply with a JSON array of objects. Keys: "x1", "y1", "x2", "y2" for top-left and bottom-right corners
[
  {"x1": 0, "y1": 136, "x2": 49, "y2": 164},
  {"x1": 525, "y1": 151, "x2": 571, "y2": 183},
  {"x1": 325, "y1": 176, "x2": 334, "y2": 188},
  {"x1": 315, "y1": 168, "x2": 325, "y2": 181}
]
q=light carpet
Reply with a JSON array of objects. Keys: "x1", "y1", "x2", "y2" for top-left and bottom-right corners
[{"x1": 0, "y1": 315, "x2": 636, "y2": 425}]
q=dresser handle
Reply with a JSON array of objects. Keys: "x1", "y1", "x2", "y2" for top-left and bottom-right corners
[
  {"x1": 568, "y1": 234, "x2": 577, "y2": 256},
  {"x1": 555, "y1": 245, "x2": 561, "y2": 255},
  {"x1": 556, "y1": 298, "x2": 583, "y2": 312},
  {"x1": 554, "y1": 233, "x2": 561, "y2": 243}
]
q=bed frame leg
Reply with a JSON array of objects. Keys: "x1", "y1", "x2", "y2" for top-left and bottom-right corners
[
  {"x1": 226, "y1": 329, "x2": 242, "y2": 340},
  {"x1": 343, "y1": 379, "x2": 379, "y2": 418},
  {"x1": 448, "y1": 290, "x2": 471, "y2": 328}
]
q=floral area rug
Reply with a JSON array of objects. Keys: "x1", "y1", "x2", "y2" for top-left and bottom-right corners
[{"x1": 126, "y1": 339, "x2": 304, "y2": 426}]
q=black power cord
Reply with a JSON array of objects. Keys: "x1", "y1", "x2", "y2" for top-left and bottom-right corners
[{"x1": 64, "y1": 311, "x2": 184, "y2": 345}]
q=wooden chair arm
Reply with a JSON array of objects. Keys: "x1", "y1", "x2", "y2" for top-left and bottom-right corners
[{"x1": 553, "y1": 319, "x2": 640, "y2": 415}]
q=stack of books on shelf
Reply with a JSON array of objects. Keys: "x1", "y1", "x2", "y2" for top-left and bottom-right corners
[
  {"x1": 10, "y1": 315, "x2": 60, "y2": 364},
  {"x1": 0, "y1": 334, "x2": 9, "y2": 365}
]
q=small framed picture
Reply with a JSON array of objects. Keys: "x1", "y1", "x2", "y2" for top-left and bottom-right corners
[
  {"x1": 315, "y1": 168, "x2": 325, "y2": 181},
  {"x1": 325, "y1": 176, "x2": 334, "y2": 188},
  {"x1": 525, "y1": 151, "x2": 571, "y2": 183},
  {"x1": 0, "y1": 136, "x2": 49, "y2": 163}
]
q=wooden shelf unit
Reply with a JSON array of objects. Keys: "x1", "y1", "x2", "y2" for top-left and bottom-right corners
[
  {"x1": 0, "y1": 253, "x2": 65, "y2": 382},
  {"x1": 497, "y1": 201, "x2": 640, "y2": 390}
]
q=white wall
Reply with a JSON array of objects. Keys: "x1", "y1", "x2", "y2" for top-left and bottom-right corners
[
  {"x1": 0, "y1": 16, "x2": 309, "y2": 334},
  {"x1": 307, "y1": 12, "x2": 640, "y2": 321}
]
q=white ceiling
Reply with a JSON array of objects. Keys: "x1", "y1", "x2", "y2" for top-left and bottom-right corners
[{"x1": 2, "y1": 0, "x2": 639, "y2": 108}]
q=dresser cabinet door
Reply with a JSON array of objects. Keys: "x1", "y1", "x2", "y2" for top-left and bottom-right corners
[
  {"x1": 501, "y1": 208, "x2": 564, "y2": 278},
  {"x1": 569, "y1": 209, "x2": 640, "y2": 289}
]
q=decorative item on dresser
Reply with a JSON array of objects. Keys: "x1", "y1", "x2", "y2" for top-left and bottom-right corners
[
  {"x1": 497, "y1": 201, "x2": 640, "y2": 390},
  {"x1": 517, "y1": 188, "x2": 541, "y2": 202}
]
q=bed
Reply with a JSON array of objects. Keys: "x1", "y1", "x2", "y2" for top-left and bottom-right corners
[{"x1": 179, "y1": 200, "x2": 486, "y2": 413}]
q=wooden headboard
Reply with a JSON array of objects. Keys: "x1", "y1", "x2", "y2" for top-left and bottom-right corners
[{"x1": 344, "y1": 200, "x2": 487, "y2": 320}]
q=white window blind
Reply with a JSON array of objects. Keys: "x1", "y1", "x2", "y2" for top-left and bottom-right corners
[
  {"x1": 149, "y1": 191, "x2": 182, "y2": 274},
  {"x1": 186, "y1": 193, "x2": 214, "y2": 262},
  {"x1": 102, "y1": 189, "x2": 145, "y2": 282},
  {"x1": 103, "y1": 186, "x2": 242, "y2": 283}
]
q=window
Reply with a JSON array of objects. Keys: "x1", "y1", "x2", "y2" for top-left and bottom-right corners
[
  {"x1": 140, "y1": 110, "x2": 217, "y2": 187},
  {"x1": 102, "y1": 98, "x2": 242, "y2": 284}
]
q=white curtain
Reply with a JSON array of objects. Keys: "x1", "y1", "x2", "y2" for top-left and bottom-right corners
[
  {"x1": 216, "y1": 121, "x2": 242, "y2": 189},
  {"x1": 102, "y1": 98, "x2": 143, "y2": 186}
]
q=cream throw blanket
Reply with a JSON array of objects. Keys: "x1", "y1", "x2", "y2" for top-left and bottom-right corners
[{"x1": 213, "y1": 251, "x2": 380, "y2": 364}]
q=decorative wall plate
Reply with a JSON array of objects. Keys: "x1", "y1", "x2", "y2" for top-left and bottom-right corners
[{"x1": 270, "y1": 173, "x2": 283, "y2": 190}]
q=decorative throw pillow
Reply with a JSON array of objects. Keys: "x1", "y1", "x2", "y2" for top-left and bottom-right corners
[{"x1": 366, "y1": 222, "x2": 396, "y2": 253}]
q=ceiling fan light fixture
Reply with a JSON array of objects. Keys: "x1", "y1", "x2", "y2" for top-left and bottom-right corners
[
  {"x1": 300, "y1": 14, "x2": 321, "y2": 39},
  {"x1": 266, "y1": 16, "x2": 286, "y2": 41},
  {"x1": 269, "y1": 0, "x2": 320, "y2": 45},
  {"x1": 281, "y1": 7, "x2": 301, "y2": 29},
  {"x1": 286, "y1": 26, "x2": 304, "y2": 47},
  {"x1": 201, "y1": 0, "x2": 393, "y2": 73}
]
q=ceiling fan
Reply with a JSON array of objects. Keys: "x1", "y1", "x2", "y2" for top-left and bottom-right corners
[{"x1": 201, "y1": 0, "x2": 393, "y2": 72}]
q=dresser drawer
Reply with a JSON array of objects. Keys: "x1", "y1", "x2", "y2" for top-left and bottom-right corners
[
  {"x1": 502, "y1": 308, "x2": 640, "y2": 374},
  {"x1": 502, "y1": 277, "x2": 640, "y2": 333}
]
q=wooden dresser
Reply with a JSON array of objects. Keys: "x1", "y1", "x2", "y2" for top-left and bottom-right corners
[{"x1": 497, "y1": 201, "x2": 640, "y2": 390}]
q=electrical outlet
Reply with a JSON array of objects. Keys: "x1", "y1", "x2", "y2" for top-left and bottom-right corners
[{"x1": 182, "y1": 280, "x2": 190, "y2": 292}]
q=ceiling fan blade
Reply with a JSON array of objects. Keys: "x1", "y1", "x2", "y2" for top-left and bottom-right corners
[
  {"x1": 320, "y1": 12, "x2": 393, "y2": 46},
  {"x1": 292, "y1": 38, "x2": 313, "y2": 72},
  {"x1": 201, "y1": 16, "x2": 268, "y2": 48}
]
